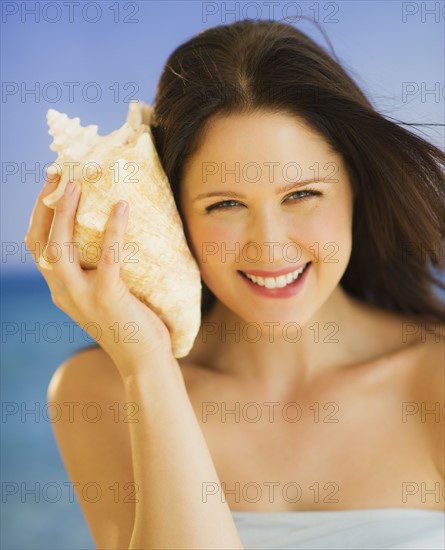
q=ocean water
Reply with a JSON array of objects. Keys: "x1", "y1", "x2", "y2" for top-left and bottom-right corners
[{"x1": 2, "y1": 272, "x2": 95, "y2": 549}]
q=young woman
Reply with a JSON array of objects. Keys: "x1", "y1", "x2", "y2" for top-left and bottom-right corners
[{"x1": 25, "y1": 19, "x2": 444, "y2": 550}]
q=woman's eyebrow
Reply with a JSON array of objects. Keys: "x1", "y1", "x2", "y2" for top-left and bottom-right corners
[{"x1": 192, "y1": 179, "x2": 327, "y2": 202}]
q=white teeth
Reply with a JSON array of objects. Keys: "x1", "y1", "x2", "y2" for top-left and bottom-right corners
[
  {"x1": 275, "y1": 275, "x2": 288, "y2": 289},
  {"x1": 243, "y1": 264, "x2": 307, "y2": 288},
  {"x1": 265, "y1": 278, "x2": 276, "y2": 289}
]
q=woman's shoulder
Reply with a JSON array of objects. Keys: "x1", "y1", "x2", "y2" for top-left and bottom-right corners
[
  {"x1": 357, "y1": 301, "x2": 444, "y2": 382},
  {"x1": 57, "y1": 319, "x2": 443, "y2": 403},
  {"x1": 405, "y1": 321, "x2": 444, "y2": 481},
  {"x1": 49, "y1": 345, "x2": 125, "y2": 401},
  {"x1": 411, "y1": 321, "x2": 445, "y2": 401},
  {"x1": 378, "y1": 311, "x2": 444, "y2": 407},
  {"x1": 403, "y1": 316, "x2": 444, "y2": 378},
  {"x1": 52, "y1": 345, "x2": 206, "y2": 396},
  {"x1": 47, "y1": 346, "x2": 135, "y2": 549}
]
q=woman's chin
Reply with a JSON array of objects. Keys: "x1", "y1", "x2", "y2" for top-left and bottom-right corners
[{"x1": 230, "y1": 306, "x2": 314, "y2": 332}]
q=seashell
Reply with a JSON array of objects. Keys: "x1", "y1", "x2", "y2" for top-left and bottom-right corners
[{"x1": 41, "y1": 102, "x2": 202, "y2": 358}]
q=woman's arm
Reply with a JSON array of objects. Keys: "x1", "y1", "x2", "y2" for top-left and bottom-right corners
[
  {"x1": 27, "y1": 174, "x2": 242, "y2": 548},
  {"x1": 123, "y1": 353, "x2": 243, "y2": 549},
  {"x1": 49, "y1": 347, "x2": 244, "y2": 549}
]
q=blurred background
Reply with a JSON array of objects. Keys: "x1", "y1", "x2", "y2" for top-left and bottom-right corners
[{"x1": 1, "y1": 1, "x2": 444, "y2": 548}]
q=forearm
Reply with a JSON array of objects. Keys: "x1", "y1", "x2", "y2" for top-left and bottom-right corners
[{"x1": 121, "y1": 356, "x2": 244, "y2": 550}]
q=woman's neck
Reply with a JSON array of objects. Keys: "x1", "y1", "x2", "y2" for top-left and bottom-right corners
[{"x1": 190, "y1": 285, "x2": 398, "y2": 393}]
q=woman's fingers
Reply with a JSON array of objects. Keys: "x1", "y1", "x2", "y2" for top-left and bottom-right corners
[
  {"x1": 44, "y1": 180, "x2": 83, "y2": 281},
  {"x1": 24, "y1": 174, "x2": 60, "y2": 262},
  {"x1": 95, "y1": 201, "x2": 129, "y2": 294}
]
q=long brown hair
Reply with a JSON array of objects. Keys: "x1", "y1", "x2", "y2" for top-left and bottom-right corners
[{"x1": 150, "y1": 18, "x2": 445, "y2": 323}]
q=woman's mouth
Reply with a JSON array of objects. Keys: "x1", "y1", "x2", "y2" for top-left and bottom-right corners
[{"x1": 237, "y1": 262, "x2": 311, "y2": 298}]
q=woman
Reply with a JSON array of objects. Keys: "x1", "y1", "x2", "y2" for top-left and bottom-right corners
[{"x1": 25, "y1": 19, "x2": 444, "y2": 550}]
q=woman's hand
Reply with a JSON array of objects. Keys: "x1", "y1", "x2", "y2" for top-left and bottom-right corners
[{"x1": 24, "y1": 174, "x2": 175, "y2": 379}]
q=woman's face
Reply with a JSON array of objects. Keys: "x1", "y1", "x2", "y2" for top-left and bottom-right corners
[{"x1": 180, "y1": 111, "x2": 354, "y2": 326}]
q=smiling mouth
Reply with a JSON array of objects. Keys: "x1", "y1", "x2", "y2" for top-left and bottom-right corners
[{"x1": 238, "y1": 262, "x2": 311, "y2": 289}]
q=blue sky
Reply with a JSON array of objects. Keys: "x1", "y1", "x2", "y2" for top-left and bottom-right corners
[{"x1": 2, "y1": 0, "x2": 444, "y2": 274}]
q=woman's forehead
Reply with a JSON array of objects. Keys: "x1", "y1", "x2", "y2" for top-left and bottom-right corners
[{"x1": 183, "y1": 111, "x2": 341, "y2": 182}]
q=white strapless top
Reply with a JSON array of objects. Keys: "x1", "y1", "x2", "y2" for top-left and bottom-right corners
[{"x1": 231, "y1": 507, "x2": 445, "y2": 549}]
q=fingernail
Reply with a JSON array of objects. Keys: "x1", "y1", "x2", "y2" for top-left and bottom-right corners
[
  {"x1": 44, "y1": 175, "x2": 59, "y2": 188},
  {"x1": 115, "y1": 201, "x2": 128, "y2": 216},
  {"x1": 45, "y1": 167, "x2": 60, "y2": 186}
]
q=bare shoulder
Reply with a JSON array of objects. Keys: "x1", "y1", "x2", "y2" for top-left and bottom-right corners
[
  {"x1": 409, "y1": 323, "x2": 445, "y2": 480},
  {"x1": 48, "y1": 346, "x2": 134, "y2": 549},
  {"x1": 411, "y1": 322, "x2": 445, "y2": 399},
  {"x1": 48, "y1": 345, "x2": 124, "y2": 398}
]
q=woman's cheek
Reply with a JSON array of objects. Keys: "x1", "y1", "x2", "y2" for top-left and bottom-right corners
[
  {"x1": 313, "y1": 203, "x2": 352, "y2": 268},
  {"x1": 200, "y1": 223, "x2": 243, "y2": 268},
  {"x1": 187, "y1": 216, "x2": 241, "y2": 269}
]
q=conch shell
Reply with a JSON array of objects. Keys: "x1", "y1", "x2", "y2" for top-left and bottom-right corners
[{"x1": 41, "y1": 102, "x2": 202, "y2": 358}]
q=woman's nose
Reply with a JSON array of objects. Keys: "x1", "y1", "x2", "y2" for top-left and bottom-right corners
[
  {"x1": 249, "y1": 207, "x2": 294, "y2": 241},
  {"x1": 243, "y1": 211, "x2": 290, "y2": 264}
]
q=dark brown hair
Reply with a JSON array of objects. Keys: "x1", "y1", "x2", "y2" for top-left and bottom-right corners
[{"x1": 150, "y1": 18, "x2": 445, "y2": 323}]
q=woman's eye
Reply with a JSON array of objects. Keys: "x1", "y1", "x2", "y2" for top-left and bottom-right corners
[
  {"x1": 205, "y1": 200, "x2": 242, "y2": 212},
  {"x1": 286, "y1": 189, "x2": 321, "y2": 202},
  {"x1": 205, "y1": 190, "x2": 321, "y2": 213}
]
